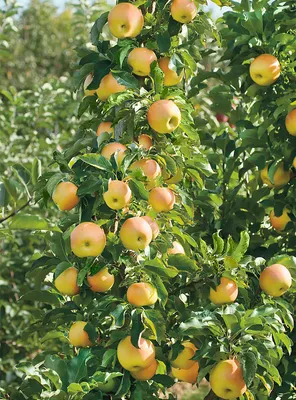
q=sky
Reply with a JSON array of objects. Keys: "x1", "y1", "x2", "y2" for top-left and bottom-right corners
[{"x1": 14, "y1": 0, "x2": 229, "y2": 18}]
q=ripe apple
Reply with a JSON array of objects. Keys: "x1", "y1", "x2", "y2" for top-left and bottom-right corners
[
  {"x1": 147, "y1": 100, "x2": 181, "y2": 134},
  {"x1": 97, "y1": 121, "x2": 114, "y2": 137},
  {"x1": 158, "y1": 57, "x2": 184, "y2": 86},
  {"x1": 52, "y1": 181, "x2": 79, "y2": 211},
  {"x1": 117, "y1": 335, "x2": 155, "y2": 372},
  {"x1": 170, "y1": 341, "x2": 197, "y2": 370},
  {"x1": 209, "y1": 277, "x2": 238, "y2": 306},
  {"x1": 101, "y1": 142, "x2": 127, "y2": 166},
  {"x1": 69, "y1": 321, "x2": 92, "y2": 347},
  {"x1": 171, "y1": 361, "x2": 199, "y2": 383},
  {"x1": 171, "y1": 0, "x2": 197, "y2": 24},
  {"x1": 270, "y1": 208, "x2": 291, "y2": 231},
  {"x1": 148, "y1": 187, "x2": 175, "y2": 212},
  {"x1": 168, "y1": 241, "x2": 185, "y2": 255},
  {"x1": 141, "y1": 216, "x2": 159, "y2": 239},
  {"x1": 131, "y1": 359, "x2": 158, "y2": 381},
  {"x1": 71, "y1": 222, "x2": 106, "y2": 258},
  {"x1": 54, "y1": 266, "x2": 80, "y2": 296},
  {"x1": 97, "y1": 73, "x2": 126, "y2": 102},
  {"x1": 108, "y1": 2, "x2": 144, "y2": 39},
  {"x1": 260, "y1": 163, "x2": 291, "y2": 189},
  {"x1": 259, "y1": 264, "x2": 292, "y2": 297},
  {"x1": 138, "y1": 134, "x2": 153, "y2": 150},
  {"x1": 120, "y1": 217, "x2": 153, "y2": 251},
  {"x1": 127, "y1": 48, "x2": 157, "y2": 76},
  {"x1": 87, "y1": 267, "x2": 115, "y2": 292},
  {"x1": 210, "y1": 359, "x2": 246, "y2": 399},
  {"x1": 127, "y1": 282, "x2": 158, "y2": 306},
  {"x1": 216, "y1": 113, "x2": 229, "y2": 123},
  {"x1": 250, "y1": 54, "x2": 281, "y2": 86},
  {"x1": 130, "y1": 159, "x2": 161, "y2": 189},
  {"x1": 96, "y1": 377, "x2": 117, "y2": 393},
  {"x1": 285, "y1": 109, "x2": 296, "y2": 136},
  {"x1": 84, "y1": 74, "x2": 98, "y2": 97},
  {"x1": 103, "y1": 180, "x2": 132, "y2": 210}
]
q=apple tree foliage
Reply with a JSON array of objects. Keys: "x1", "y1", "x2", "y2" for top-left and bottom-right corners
[{"x1": 0, "y1": 0, "x2": 296, "y2": 399}]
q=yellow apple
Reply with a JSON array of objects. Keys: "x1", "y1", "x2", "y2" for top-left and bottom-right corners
[
  {"x1": 54, "y1": 266, "x2": 80, "y2": 296},
  {"x1": 250, "y1": 54, "x2": 281, "y2": 86},
  {"x1": 147, "y1": 100, "x2": 181, "y2": 134},
  {"x1": 120, "y1": 217, "x2": 153, "y2": 251},
  {"x1": 117, "y1": 335, "x2": 155, "y2": 372},
  {"x1": 69, "y1": 321, "x2": 92, "y2": 347},
  {"x1": 130, "y1": 159, "x2": 161, "y2": 189},
  {"x1": 285, "y1": 109, "x2": 296, "y2": 136},
  {"x1": 87, "y1": 267, "x2": 115, "y2": 292},
  {"x1": 141, "y1": 216, "x2": 159, "y2": 239},
  {"x1": 209, "y1": 277, "x2": 238, "y2": 306},
  {"x1": 103, "y1": 180, "x2": 132, "y2": 210},
  {"x1": 52, "y1": 181, "x2": 79, "y2": 211},
  {"x1": 259, "y1": 264, "x2": 292, "y2": 297},
  {"x1": 127, "y1": 48, "x2": 157, "y2": 76},
  {"x1": 131, "y1": 359, "x2": 158, "y2": 381},
  {"x1": 138, "y1": 134, "x2": 153, "y2": 150},
  {"x1": 209, "y1": 359, "x2": 247, "y2": 400},
  {"x1": 70, "y1": 222, "x2": 106, "y2": 258},
  {"x1": 84, "y1": 74, "x2": 98, "y2": 97},
  {"x1": 260, "y1": 163, "x2": 291, "y2": 189},
  {"x1": 168, "y1": 241, "x2": 185, "y2": 255},
  {"x1": 171, "y1": 362, "x2": 199, "y2": 384},
  {"x1": 159, "y1": 57, "x2": 184, "y2": 86},
  {"x1": 148, "y1": 187, "x2": 175, "y2": 212},
  {"x1": 97, "y1": 73, "x2": 126, "y2": 102},
  {"x1": 101, "y1": 142, "x2": 127, "y2": 166},
  {"x1": 171, "y1": 0, "x2": 197, "y2": 23},
  {"x1": 170, "y1": 341, "x2": 197, "y2": 370},
  {"x1": 127, "y1": 282, "x2": 158, "y2": 306},
  {"x1": 108, "y1": 2, "x2": 144, "y2": 39},
  {"x1": 270, "y1": 208, "x2": 291, "y2": 231},
  {"x1": 97, "y1": 121, "x2": 114, "y2": 137}
]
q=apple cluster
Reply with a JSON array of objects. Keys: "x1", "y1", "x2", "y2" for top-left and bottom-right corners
[{"x1": 49, "y1": 3, "x2": 293, "y2": 398}]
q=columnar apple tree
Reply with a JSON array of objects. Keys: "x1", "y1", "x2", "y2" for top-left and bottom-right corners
[{"x1": 18, "y1": 0, "x2": 295, "y2": 399}]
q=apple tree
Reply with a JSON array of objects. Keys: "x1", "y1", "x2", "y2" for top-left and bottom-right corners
[{"x1": 5, "y1": 0, "x2": 295, "y2": 399}]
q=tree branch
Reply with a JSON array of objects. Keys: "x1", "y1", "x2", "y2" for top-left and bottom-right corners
[{"x1": 0, "y1": 198, "x2": 31, "y2": 224}]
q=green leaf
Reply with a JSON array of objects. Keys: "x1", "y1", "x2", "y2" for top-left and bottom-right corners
[
  {"x1": 231, "y1": 231, "x2": 250, "y2": 261},
  {"x1": 9, "y1": 214, "x2": 58, "y2": 231},
  {"x1": 212, "y1": 231, "x2": 224, "y2": 254},
  {"x1": 20, "y1": 290, "x2": 60, "y2": 305},
  {"x1": 102, "y1": 349, "x2": 117, "y2": 368},
  {"x1": 68, "y1": 349, "x2": 93, "y2": 384},
  {"x1": 31, "y1": 158, "x2": 42, "y2": 186},
  {"x1": 45, "y1": 355, "x2": 69, "y2": 391},
  {"x1": 157, "y1": 32, "x2": 171, "y2": 52},
  {"x1": 144, "y1": 309, "x2": 166, "y2": 343},
  {"x1": 152, "y1": 374, "x2": 175, "y2": 387},
  {"x1": 115, "y1": 370, "x2": 131, "y2": 397},
  {"x1": 91, "y1": 12, "x2": 109, "y2": 45},
  {"x1": 67, "y1": 383, "x2": 84, "y2": 395},
  {"x1": 131, "y1": 310, "x2": 145, "y2": 348},
  {"x1": 167, "y1": 254, "x2": 198, "y2": 272},
  {"x1": 112, "y1": 70, "x2": 139, "y2": 90},
  {"x1": 150, "y1": 61, "x2": 164, "y2": 94},
  {"x1": 55, "y1": 261, "x2": 72, "y2": 279},
  {"x1": 78, "y1": 154, "x2": 113, "y2": 172},
  {"x1": 151, "y1": 274, "x2": 168, "y2": 306},
  {"x1": 144, "y1": 258, "x2": 178, "y2": 278},
  {"x1": 129, "y1": 179, "x2": 149, "y2": 200},
  {"x1": 46, "y1": 173, "x2": 65, "y2": 196}
]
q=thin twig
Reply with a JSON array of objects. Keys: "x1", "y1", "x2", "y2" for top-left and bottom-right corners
[{"x1": 0, "y1": 198, "x2": 31, "y2": 224}]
